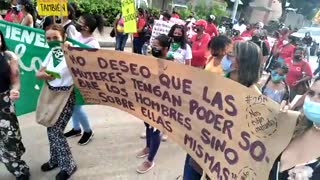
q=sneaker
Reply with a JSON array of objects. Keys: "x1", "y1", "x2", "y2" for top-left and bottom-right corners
[
  {"x1": 78, "y1": 131, "x2": 94, "y2": 145},
  {"x1": 55, "y1": 167, "x2": 77, "y2": 180},
  {"x1": 136, "y1": 160, "x2": 155, "y2": 174},
  {"x1": 64, "y1": 129, "x2": 81, "y2": 138},
  {"x1": 140, "y1": 132, "x2": 146, "y2": 139},
  {"x1": 136, "y1": 147, "x2": 149, "y2": 158},
  {"x1": 41, "y1": 162, "x2": 58, "y2": 172}
]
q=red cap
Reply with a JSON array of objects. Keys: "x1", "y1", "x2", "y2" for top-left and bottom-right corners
[{"x1": 194, "y1": 19, "x2": 208, "y2": 29}]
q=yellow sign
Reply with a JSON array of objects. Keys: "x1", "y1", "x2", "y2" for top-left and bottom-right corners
[
  {"x1": 65, "y1": 48, "x2": 299, "y2": 180},
  {"x1": 37, "y1": 0, "x2": 68, "y2": 16},
  {"x1": 121, "y1": 0, "x2": 137, "y2": 33}
]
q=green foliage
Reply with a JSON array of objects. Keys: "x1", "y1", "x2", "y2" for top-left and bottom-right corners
[
  {"x1": 179, "y1": 5, "x2": 193, "y2": 20},
  {"x1": 194, "y1": 0, "x2": 229, "y2": 20},
  {"x1": 288, "y1": 0, "x2": 320, "y2": 20},
  {"x1": 71, "y1": 0, "x2": 121, "y2": 26},
  {"x1": 147, "y1": 7, "x2": 160, "y2": 18}
]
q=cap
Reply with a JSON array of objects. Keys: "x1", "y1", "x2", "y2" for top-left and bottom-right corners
[
  {"x1": 194, "y1": 19, "x2": 208, "y2": 29},
  {"x1": 209, "y1": 15, "x2": 216, "y2": 21}
]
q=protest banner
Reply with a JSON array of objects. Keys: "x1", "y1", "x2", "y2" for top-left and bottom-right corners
[
  {"x1": 65, "y1": 47, "x2": 299, "y2": 180},
  {"x1": 170, "y1": 17, "x2": 186, "y2": 26},
  {"x1": 0, "y1": 20, "x2": 88, "y2": 115},
  {"x1": 150, "y1": 20, "x2": 174, "y2": 44},
  {"x1": 37, "y1": 0, "x2": 68, "y2": 16},
  {"x1": 121, "y1": 0, "x2": 137, "y2": 33}
]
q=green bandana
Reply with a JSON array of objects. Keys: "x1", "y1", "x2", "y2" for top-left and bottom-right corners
[{"x1": 48, "y1": 41, "x2": 64, "y2": 67}]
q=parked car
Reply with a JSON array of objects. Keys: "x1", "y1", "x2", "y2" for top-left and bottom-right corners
[{"x1": 291, "y1": 27, "x2": 320, "y2": 56}]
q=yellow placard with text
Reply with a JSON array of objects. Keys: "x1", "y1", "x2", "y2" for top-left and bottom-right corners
[
  {"x1": 37, "y1": 0, "x2": 68, "y2": 16},
  {"x1": 121, "y1": 0, "x2": 137, "y2": 33}
]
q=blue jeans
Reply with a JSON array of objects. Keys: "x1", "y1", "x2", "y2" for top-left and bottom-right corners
[
  {"x1": 183, "y1": 154, "x2": 202, "y2": 180},
  {"x1": 142, "y1": 42, "x2": 149, "y2": 55},
  {"x1": 144, "y1": 123, "x2": 161, "y2": 162},
  {"x1": 133, "y1": 37, "x2": 145, "y2": 54},
  {"x1": 115, "y1": 33, "x2": 128, "y2": 51},
  {"x1": 72, "y1": 105, "x2": 91, "y2": 133}
]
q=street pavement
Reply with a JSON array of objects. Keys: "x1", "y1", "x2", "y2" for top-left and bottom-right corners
[{"x1": 0, "y1": 106, "x2": 186, "y2": 180}]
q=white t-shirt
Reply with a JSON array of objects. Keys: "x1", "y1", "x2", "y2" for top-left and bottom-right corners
[
  {"x1": 168, "y1": 44, "x2": 192, "y2": 64},
  {"x1": 63, "y1": 20, "x2": 77, "y2": 39},
  {"x1": 42, "y1": 51, "x2": 73, "y2": 87},
  {"x1": 76, "y1": 34, "x2": 100, "y2": 48},
  {"x1": 233, "y1": 24, "x2": 246, "y2": 34}
]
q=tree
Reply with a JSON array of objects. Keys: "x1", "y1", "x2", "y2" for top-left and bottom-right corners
[{"x1": 287, "y1": 0, "x2": 320, "y2": 20}]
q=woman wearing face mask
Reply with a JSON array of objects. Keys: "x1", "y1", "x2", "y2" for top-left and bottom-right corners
[
  {"x1": 61, "y1": 3, "x2": 77, "y2": 39},
  {"x1": 36, "y1": 24, "x2": 77, "y2": 180},
  {"x1": 285, "y1": 47, "x2": 313, "y2": 101},
  {"x1": 167, "y1": 24, "x2": 192, "y2": 65},
  {"x1": 260, "y1": 62, "x2": 290, "y2": 104},
  {"x1": 0, "y1": 30, "x2": 30, "y2": 180},
  {"x1": 183, "y1": 41, "x2": 262, "y2": 180},
  {"x1": 191, "y1": 20, "x2": 211, "y2": 68},
  {"x1": 64, "y1": 13, "x2": 104, "y2": 146},
  {"x1": 4, "y1": 0, "x2": 23, "y2": 23},
  {"x1": 205, "y1": 35, "x2": 233, "y2": 75},
  {"x1": 136, "y1": 34, "x2": 170, "y2": 174},
  {"x1": 269, "y1": 76, "x2": 320, "y2": 180},
  {"x1": 16, "y1": 0, "x2": 35, "y2": 27}
]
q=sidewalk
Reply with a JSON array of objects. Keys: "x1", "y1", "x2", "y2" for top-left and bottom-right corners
[
  {"x1": 94, "y1": 27, "x2": 133, "y2": 48},
  {"x1": 0, "y1": 105, "x2": 185, "y2": 180}
]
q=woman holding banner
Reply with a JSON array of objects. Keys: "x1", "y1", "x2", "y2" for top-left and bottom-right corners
[
  {"x1": 269, "y1": 76, "x2": 320, "y2": 180},
  {"x1": 183, "y1": 41, "x2": 262, "y2": 180},
  {"x1": 136, "y1": 34, "x2": 171, "y2": 174},
  {"x1": 0, "y1": 30, "x2": 30, "y2": 180},
  {"x1": 36, "y1": 24, "x2": 77, "y2": 180},
  {"x1": 64, "y1": 13, "x2": 104, "y2": 145}
]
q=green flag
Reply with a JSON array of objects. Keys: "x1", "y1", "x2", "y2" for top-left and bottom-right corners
[{"x1": 0, "y1": 20, "x2": 90, "y2": 116}]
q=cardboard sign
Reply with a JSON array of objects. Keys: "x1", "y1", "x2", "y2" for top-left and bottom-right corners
[
  {"x1": 170, "y1": 18, "x2": 186, "y2": 25},
  {"x1": 65, "y1": 48, "x2": 299, "y2": 180},
  {"x1": 150, "y1": 20, "x2": 174, "y2": 43},
  {"x1": 121, "y1": 0, "x2": 137, "y2": 33},
  {"x1": 37, "y1": 0, "x2": 68, "y2": 16}
]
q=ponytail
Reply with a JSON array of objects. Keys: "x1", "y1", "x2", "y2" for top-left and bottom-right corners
[{"x1": 94, "y1": 15, "x2": 104, "y2": 34}]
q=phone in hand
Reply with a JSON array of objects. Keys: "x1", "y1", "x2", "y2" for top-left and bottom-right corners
[{"x1": 45, "y1": 70, "x2": 61, "y2": 79}]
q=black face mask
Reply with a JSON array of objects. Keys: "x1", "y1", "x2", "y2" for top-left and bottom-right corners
[
  {"x1": 173, "y1": 35, "x2": 183, "y2": 42},
  {"x1": 294, "y1": 55, "x2": 302, "y2": 61},
  {"x1": 152, "y1": 48, "x2": 162, "y2": 57},
  {"x1": 252, "y1": 35, "x2": 259, "y2": 41},
  {"x1": 75, "y1": 23, "x2": 83, "y2": 32}
]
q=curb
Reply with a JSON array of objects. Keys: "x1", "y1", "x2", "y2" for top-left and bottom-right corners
[{"x1": 99, "y1": 42, "x2": 133, "y2": 48}]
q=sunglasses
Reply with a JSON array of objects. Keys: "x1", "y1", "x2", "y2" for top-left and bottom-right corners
[{"x1": 307, "y1": 89, "x2": 320, "y2": 98}]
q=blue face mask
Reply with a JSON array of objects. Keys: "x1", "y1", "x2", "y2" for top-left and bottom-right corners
[
  {"x1": 303, "y1": 97, "x2": 320, "y2": 123},
  {"x1": 221, "y1": 55, "x2": 233, "y2": 74},
  {"x1": 271, "y1": 71, "x2": 285, "y2": 83},
  {"x1": 16, "y1": 4, "x2": 22, "y2": 11}
]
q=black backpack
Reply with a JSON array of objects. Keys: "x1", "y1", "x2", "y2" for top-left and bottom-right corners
[{"x1": 64, "y1": 21, "x2": 74, "y2": 32}]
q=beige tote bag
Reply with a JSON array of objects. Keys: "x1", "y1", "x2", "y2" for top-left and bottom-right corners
[{"x1": 36, "y1": 82, "x2": 73, "y2": 127}]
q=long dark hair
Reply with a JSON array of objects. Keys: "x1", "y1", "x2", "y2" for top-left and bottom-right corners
[
  {"x1": 208, "y1": 35, "x2": 232, "y2": 55},
  {"x1": 0, "y1": 30, "x2": 8, "y2": 52},
  {"x1": 167, "y1": 24, "x2": 188, "y2": 49},
  {"x1": 262, "y1": 62, "x2": 290, "y2": 102},
  {"x1": 81, "y1": 14, "x2": 104, "y2": 34},
  {"x1": 155, "y1": 34, "x2": 170, "y2": 49},
  {"x1": 19, "y1": 0, "x2": 36, "y2": 23},
  {"x1": 234, "y1": 41, "x2": 262, "y2": 87}
]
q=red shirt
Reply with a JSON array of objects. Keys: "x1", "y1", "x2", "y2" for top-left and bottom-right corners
[
  {"x1": 4, "y1": 9, "x2": 23, "y2": 22},
  {"x1": 172, "y1": 13, "x2": 180, "y2": 19},
  {"x1": 133, "y1": 16, "x2": 146, "y2": 38},
  {"x1": 191, "y1": 33, "x2": 211, "y2": 67},
  {"x1": 279, "y1": 44, "x2": 295, "y2": 60},
  {"x1": 241, "y1": 30, "x2": 253, "y2": 37},
  {"x1": 285, "y1": 59, "x2": 313, "y2": 88},
  {"x1": 206, "y1": 23, "x2": 219, "y2": 37},
  {"x1": 232, "y1": 36, "x2": 245, "y2": 42}
]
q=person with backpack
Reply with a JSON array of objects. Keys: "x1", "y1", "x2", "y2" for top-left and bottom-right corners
[
  {"x1": 62, "y1": 3, "x2": 77, "y2": 39},
  {"x1": 114, "y1": 12, "x2": 128, "y2": 51},
  {"x1": 260, "y1": 63, "x2": 290, "y2": 104},
  {"x1": 133, "y1": 8, "x2": 147, "y2": 54},
  {"x1": 64, "y1": 14, "x2": 104, "y2": 145}
]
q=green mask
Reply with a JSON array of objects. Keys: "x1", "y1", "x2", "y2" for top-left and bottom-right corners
[
  {"x1": 171, "y1": 42, "x2": 180, "y2": 51},
  {"x1": 47, "y1": 41, "x2": 64, "y2": 67}
]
